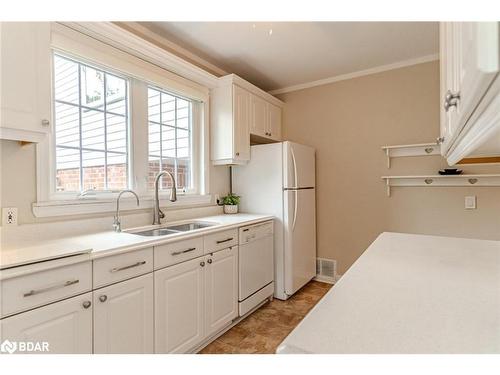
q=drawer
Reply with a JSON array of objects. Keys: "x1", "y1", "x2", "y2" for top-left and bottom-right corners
[
  {"x1": 154, "y1": 237, "x2": 204, "y2": 270},
  {"x1": 204, "y1": 228, "x2": 238, "y2": 254},
  {"x1": 1, "y1": 261, "x2": 92, "y2": 318},
  {"x1": 93, "y1": 247, "x2": 153, "y2": 288}
]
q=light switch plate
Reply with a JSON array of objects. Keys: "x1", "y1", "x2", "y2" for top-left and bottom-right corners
[
  {"x1": 2, "y1": 207, "x2": 18, "y2": 225},
  {"x1": 465, "y1": 196, "x2": 476, "y2": 210}
]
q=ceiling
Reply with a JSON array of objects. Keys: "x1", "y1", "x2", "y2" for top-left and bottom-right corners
[{"x1": 140, "y1": 22, "x2": 439, "y2": 92}]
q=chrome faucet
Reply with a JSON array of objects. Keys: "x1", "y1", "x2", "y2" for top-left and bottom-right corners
[
  {"x1": 153, "y1": 171, "x2": 177, "y2": 225},
  {"x1": 113, "y1": 190, "x2": 140, "y2": 232}
]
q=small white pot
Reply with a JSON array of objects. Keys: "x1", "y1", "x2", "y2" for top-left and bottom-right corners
[{"x1": 223, "y1": 204, "x2": 238, "y2": 214}]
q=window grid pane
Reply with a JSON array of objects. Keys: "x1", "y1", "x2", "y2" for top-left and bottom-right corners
[
  {"x1": 148, "y1": 87, "x2": 192, "y2": 191},
  {"x1": 54, "y1": 54, "x2": 129, "y2": 192}
]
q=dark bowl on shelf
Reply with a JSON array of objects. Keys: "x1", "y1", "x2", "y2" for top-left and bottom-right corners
[{"x1": 439, "y1": 169, "x2": 463, "y2": 175}]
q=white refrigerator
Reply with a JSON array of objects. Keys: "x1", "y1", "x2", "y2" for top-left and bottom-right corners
[{"x1": 233, "y1": 141, "x2": 316, "y2": 300}]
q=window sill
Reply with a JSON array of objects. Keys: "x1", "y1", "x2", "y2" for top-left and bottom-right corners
[{"x1": 32, "y1": 194, "x2": 213, "y2": 218}]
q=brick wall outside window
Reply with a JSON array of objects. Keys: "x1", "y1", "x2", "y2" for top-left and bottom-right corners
[{"x1": 57, "y1": 161, "x2": 189, "y2": 192}]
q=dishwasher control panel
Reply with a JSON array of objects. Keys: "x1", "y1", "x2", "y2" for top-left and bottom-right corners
[{"x1": 239, "y1": 221, "x2": 274, "y2": 244}]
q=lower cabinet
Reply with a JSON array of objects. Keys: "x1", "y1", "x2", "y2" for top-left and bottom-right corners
[
  {"x1": 205, "y1": 247, "x2": 239, "y2": 337},
  {"x1": 93, "y1": 273, "x2": 154, "y2": 354},
  {"x1": 154, "y1": 246, "x2": 239, "y2": 353},
  {"x1": 0, "y1": 292, "x2": 93, "y2": 354}
]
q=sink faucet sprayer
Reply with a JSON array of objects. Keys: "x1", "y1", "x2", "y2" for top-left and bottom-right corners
[{"x1": 113, "y1": 190, "x2": 140, "y2": 232}]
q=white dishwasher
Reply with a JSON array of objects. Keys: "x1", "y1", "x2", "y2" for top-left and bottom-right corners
[{"x1": 238, "y1": 220, "x2": 275, "y2": 316}]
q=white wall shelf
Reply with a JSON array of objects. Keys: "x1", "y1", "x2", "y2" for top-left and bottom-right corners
[
  {"x1": 381, "y1": 142, "x2": 440, "y2": 168},
  {"x1": 381, "y1": 174, "x2": 500, "y2": 196}
]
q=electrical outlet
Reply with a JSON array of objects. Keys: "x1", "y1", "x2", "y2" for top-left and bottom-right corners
[
  {"x1": 2, "y1": 207, "x2": 18, "y2": 226},
  {"x1": 465, "y1": 196, "x2": 476, "y2": 210}
]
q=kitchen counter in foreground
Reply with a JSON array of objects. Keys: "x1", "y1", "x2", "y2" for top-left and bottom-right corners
[
  {"x1": 277, "y1": 232, "x2": 500, "y2": 354},
  {"x1": 0, "y1": 214, "x2": 273, "y2": 270}
]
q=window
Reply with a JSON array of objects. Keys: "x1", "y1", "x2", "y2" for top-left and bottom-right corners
[
  {"x1": 53, "y1": 54, "x2": 129, "y2": 192},
  {"x1": 147, "y1": 87, "x2": 193, "y2": 192},
  {"x1": 35, "y1": 29, "x2": 211, "y2": 218}
]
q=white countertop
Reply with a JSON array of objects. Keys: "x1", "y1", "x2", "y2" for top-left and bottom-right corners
[
  {"x1": 277, "y1": 232, "x2": 500, "y2": 354},
  {"x1": 0, "y1": 214, "x2": 273, "y2": 270}
]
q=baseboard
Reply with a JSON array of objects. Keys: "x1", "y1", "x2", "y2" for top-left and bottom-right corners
[
  {"x1": 313, "y1": 275, "x2": 335, "y2": 284},
  {"x1": 314, "y1": 273, "x2": 342, "y2": 284}
]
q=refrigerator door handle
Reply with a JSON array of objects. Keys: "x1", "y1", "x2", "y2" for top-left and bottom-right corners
[
  {"x1": 292, "y1": 189, "x2": 298, "y2": 232},
  {"x1": 290, "y1": 146, "x2": 298, "y2": 188}
]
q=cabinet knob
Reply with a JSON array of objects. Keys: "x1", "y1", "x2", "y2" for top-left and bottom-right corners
[
  {"x1": 200, "y1": 261, "x2": 205, "y2": 267},
  {"x1": 41, "y1": 119, "x2": 50, "y2": 127},
  {"x1": 443, "y1": 90, "x2": 460, "y2": 112},
  {"x1": 436, "y1": 136, "x2": 445, "y2": 144},
  {"x1": 235, "y1": 152, "x2": 240, "y2": 156},
  {"x1": 99, "y1": 295, "x2": 107, "y2": 303},
  {"x1": 207, "y1": 258, "x2": 213, "y2": 264},
  {"x1": 82, "y1": 301, "x2": 91, "y2": 309}
]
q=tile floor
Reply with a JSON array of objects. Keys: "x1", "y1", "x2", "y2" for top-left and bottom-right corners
[{"x1": 199, "y1": 280, "x2": 333, "y2": 354}]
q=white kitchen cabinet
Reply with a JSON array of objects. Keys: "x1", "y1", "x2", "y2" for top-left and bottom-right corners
[
  {"x1": 233, "y1": 85, "x2": 251, "y2": 162},
  {"x1": 250, "y1": 93, "x2": 268, "y2": 137},
  {"x1": 266, "y1": 102, "x2": 282, "y2": 140},
  {"x1": 154, "y1": 245, "x2": 239, "y2": 353},
  {"x1": 205, "y1": 246, "x2": 238, "y2": 337},
  {"x1": 250, "y1": 94, "x2": 282, "y2": 141},
  {"x1": 154, "y1": 256, "x2": 205, "y2": 353},
  {"x1": 0, "y1": 292, "x2": 93, "y2": 354},
  {"x1": 210, "y1": 83, "x2": 251, "y2": 165},
  {"x1": 211, "y1": 74, "x2": 284, "y2": 165},
  {"x1": 440, "y1": 22, "x2": 500, "y2": 164},
  {"x1": 0, "y1": 22, "x2": 52, "y2": 143},
  {"x1": 93, "y1": 273, "x2": 154, "y2": 354}
]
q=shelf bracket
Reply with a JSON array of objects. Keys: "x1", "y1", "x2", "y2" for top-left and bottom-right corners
[{"x1": 385, "y1": 149, "x2": 391, "y2": 169}]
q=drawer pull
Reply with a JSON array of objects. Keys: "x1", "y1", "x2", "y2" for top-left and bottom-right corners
[
  {"x1": 23, "y1": 279, "x2": 80, "y2": 297},
  {"x1": 110, "y1": 261, "x2": 146, "y2": 273},
  {"x1": 216, "y1": 237, "x2": 234, "y2": 244},
  {"x1": 171, "y1": 247, "x2": 197, "y2": 256}
]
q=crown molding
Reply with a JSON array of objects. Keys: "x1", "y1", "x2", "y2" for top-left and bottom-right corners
[
  {"x1": 268, "y1": 54, "x2": 439, "y2": 95},
  {"x1": 115, "y1": 22, "x2": 229, "y2": 77},
  {"x1": 60, "y1": 22, "x2": 220, "y2": 89}
]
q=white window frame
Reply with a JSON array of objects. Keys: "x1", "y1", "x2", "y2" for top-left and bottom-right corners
[
  {"x1": 33, "y1": 25, "x2": 211, "y2": 218},
  {"x1": 51, "y1": 52, "x2": 132, "y2": 199}
]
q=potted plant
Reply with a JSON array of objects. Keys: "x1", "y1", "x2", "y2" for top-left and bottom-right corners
[{"x1": 221, "y1": 193, "x2": 240, "y2": 214}]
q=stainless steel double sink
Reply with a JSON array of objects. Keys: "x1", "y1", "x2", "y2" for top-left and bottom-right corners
[{"x1": 131, "y1": 221, "x2": 216, "y2": 237}]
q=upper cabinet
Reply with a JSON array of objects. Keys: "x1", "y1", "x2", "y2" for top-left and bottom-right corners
[
  {"x1": 440, "y1": 22, "x2": 500, "y2": 165},
  {"x1": 211, "y1": 74, "x2": 284, "y2": 165},
  {"x1": 0, "y1": 22, "x2": 52, "y2": 143}
]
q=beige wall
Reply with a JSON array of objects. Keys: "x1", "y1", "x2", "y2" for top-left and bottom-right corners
[
  {"x1": 0, "y1": 139, "x2": 230, "y2": 225},
  {"x1": 277, "y1": 61, "x2": 500, "y2": 275}
]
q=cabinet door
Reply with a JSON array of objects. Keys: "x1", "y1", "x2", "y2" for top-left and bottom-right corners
[
  {"x1": 0, "y1": 22, "x2": 51, "y2": 139},
  {"x1": 455, "y1": 22, "x2": 499, "y2": 128},
  {"x1": 440, "y1": 22, "x2": 499, "y2": 155},
  {"x1": 250, "y1": 93, "x2": 267, "y2": 137},
  {"x1": 439, "y1": 22, "x2": 459, "y2": 154},
  {"x1": 232, "y1": 84, "x2": 251, "y2": 161},
  {"x1": 155, "y1": 257, "x2": 205, "y2": 353},
  {"x1": 93, "y1": 274, "x2": 153, "y2": 354},
  {"x1": 267, "y1": 103, "x2": 282, "y2": 140},
  {"x1": 205, "y1": 247, "x2": 238, "y2": 337},
  {"x1": 0, "y1": 293, "x2": 92, "y2": 354}
]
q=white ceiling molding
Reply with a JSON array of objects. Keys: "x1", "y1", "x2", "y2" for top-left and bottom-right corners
[
  {"x1": 116, "y1": 22, "x2": 228, "y2": 78},
  {"x1": 268, "y1": 54, "x2": 439, "y2": 95},
  {"x1": 60, "y1": 22, "x2": 220, "y2": 89}
]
